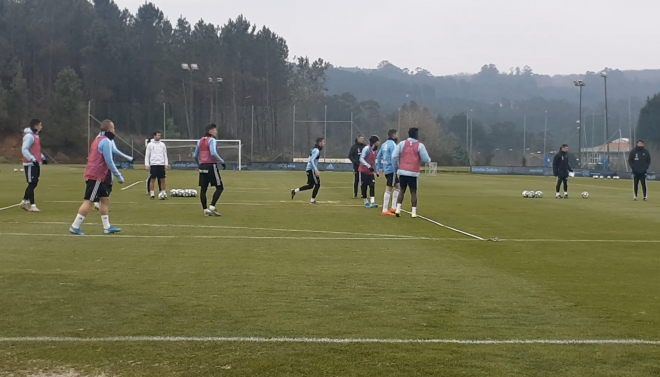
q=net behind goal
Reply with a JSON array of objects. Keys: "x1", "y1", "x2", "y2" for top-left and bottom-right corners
[{"x1": 145, "y1": 139, "x2": 242, "y2": 170}]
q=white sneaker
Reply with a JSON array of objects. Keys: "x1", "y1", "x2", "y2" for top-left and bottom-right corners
[
  {"x1": 209, "y1": 207, "x2": 221, "y2": 216},
  {"x1": 28, "y1": 205, "x2": 41, "y2": 213},
  {"x1": 204, "y1": 209, "x2": 213, "y2": 216},
  {"x1": 19, "y1": 200, "x2": 29, "y2": 211}
]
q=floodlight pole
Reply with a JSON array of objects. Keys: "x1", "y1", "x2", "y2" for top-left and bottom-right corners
[
  {"x1": 574, "y1": 80, "x2": 585, "y2": 167},
  {"x1": 543, "y1": 110, "x2": 547, "y2": 157},
  {"x1": 601, "y1": 72, "x2": 610, "y2": 166},
  {"x1": 324, "y1": 105, "x2": 328, "y2": 160}
]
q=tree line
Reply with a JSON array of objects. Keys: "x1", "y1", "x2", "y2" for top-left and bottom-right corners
[{"x1": 0, "y1": 0, "x2": 658, "y2": 166}]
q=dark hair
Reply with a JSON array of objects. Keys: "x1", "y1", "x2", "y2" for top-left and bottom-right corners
[
  {"x1": 153, "y1": 130, "x2": 162, "y2": 137},
  {"x1": 637, "y1": 139, "x2": 645, "y2": 144},
  {"x1": 369, "y1": 135, "x2": 380, "y2": 145},
  {"x1": 205, "y1": 124, "x2": 217, "y2": 133},
  {"x1": 29, "y1": 119, "x2": 41, "y2": 128},
  {"x1": 355, "y1": 134, "x2": 364, "y2": 142},
  {"x1": 388, "y1": 129, "x2": 398, "y2": 139},
  {"x1": 408, "y1": 127, "x2": 419, "y2": 139},
  {"x1": 561, "y1": 144, "x2": 568, "y2": 148},
  {"x1": 315, "y1": 137, "x2": 324, "y2": 145}
]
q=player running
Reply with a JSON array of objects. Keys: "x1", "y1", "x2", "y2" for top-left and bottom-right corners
[
  {"x1": 359, "y1": 135, "x2": 380, "y2": 208},
  {"x1": 69, "y1": 120, "x2": 124, "y2": 235},
  {"x1": 376, "y1": 129, "x2": 400, "y2": 216},
  {"x1": 193, "y1": 124, "x2": 226, "y2": 216},
  {"x1": 145, "y1": 131, "x2": 168, "y2": 199},
  {"x1": 392, "y1": 127, "x2": 431, "y2": 218},
  {"x1": 553, "y1": 144, "x2": 573, "y2": 199},
  {"x1": 93, "y1": 130, "x2": 133, "y2": 211},
  {"x1": 291, "y1": 137, "x2": 324, "y2": 205},
  {"x1": 20, "y1": 119, "x2": 47, "y2": 213}
]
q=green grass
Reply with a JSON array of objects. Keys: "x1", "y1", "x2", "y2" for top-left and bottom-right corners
[{"x1": 0, "y1": 165, "x2": 659, "y2": 376}]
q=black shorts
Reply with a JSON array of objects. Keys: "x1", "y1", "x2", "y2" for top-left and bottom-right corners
[
  {"x1": 400, "y1": 175, "x2": 418, "y2": 192},
  {"x1": 306, "y1": 170, "x2": 320, "y2": 186},
  {"x1": 104, "y1": 170, "x2": 113, "y2": 186},
  {"x1": 385, "y1": 173, "x2": 399, "y2": 187},
  {"x1": 360, "y1": 172, "x2": 375, "y2": 186},
  {"x1": 25, "y1": 164, "x2": 40, "y2": 184},
  {"x1": 84, "y1": 180, "x2": 109, "y2": 201},
  {"x1": 150, "y1": 165, "x2": 166, "y2": 179},
  {"x1": 199, "y1": 164, "x2": 223, "y2": 187}
]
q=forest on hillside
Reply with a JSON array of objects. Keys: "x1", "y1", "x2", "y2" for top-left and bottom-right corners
[{"x1": 0, "y1": 0, "x2": 658, "y2": 165}]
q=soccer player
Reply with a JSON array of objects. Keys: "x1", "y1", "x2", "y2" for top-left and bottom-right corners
[
  {"x1": 359, "y1": 135, "x2": 381, "y2": 208},
  {"x1": 392, "y1": 127, "x2": 431, "y2": 218},
  {"x1": 348, "y1": 135, "x2": 366, "y2": 198},
  {"x1": 145, "y1": 131, "x2": 168, "y2": 199},
  {"x1": 628, "y1": 139, "x2": 651, "y2": 201},
  {"x1": 69, "y1": 120, "x2": 124, "y2": 235},
  {"x1": 377, "y1": 129, "x2": 400, "y2": 216},
  {"x1": 553, "y1": 144, "x2": 573, "y2": 199},
  {"x1": 193, "y1": 124, "x2": 226, "y2": 216},
  {"x1": 93, "y1": 130, "x2": 133, "y2": 211},
  {"x1": 291, "y1": 137, "x2": 324, "y2": 205},
  {"x1": 144, "y1": 137, "x2": 162, "y2": 195},
  {"x1": 20, "y1": 119, "x2": 47, "y2": 213}
]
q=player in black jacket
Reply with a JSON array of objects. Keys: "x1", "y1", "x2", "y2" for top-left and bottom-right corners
[
  {"x1": 348, "y1": 135, "x2": 366, "y2": 198},
  {"x1": 628, "y1": 139, "x2": 651, "y2": 201},
  {"x1": 553, "y1": 144, "x2": 573, "y2": 199}
]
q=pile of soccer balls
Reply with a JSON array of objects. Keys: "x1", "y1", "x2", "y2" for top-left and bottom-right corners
[
  {"x1": 522, "y1": 190, "x2": 543, "y2": 198},
  {"x1": 169, "y1": 189, "x2": 198, "y2": 198}
]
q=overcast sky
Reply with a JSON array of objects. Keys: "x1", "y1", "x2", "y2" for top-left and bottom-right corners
[{"x1": 114, "y1": 0, "x2": 658, "y2": 76}]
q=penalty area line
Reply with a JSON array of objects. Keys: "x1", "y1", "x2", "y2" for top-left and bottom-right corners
[
  {"x1": 0, "y1": 203, "x2": 20, "y2": 211},
  {"x1": 400, "y1": 210, "x2": 487, "y2": 241},
  {"x1": 121, "y1": 181, "x2": 143, "y2": 191},
  {"x1": 0, "y1": 336, "x2": 658, "y2": 345}
]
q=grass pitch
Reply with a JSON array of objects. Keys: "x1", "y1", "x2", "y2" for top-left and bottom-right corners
[{"x1": 0, "y1": 165, "x2": 659, "y2": 376}]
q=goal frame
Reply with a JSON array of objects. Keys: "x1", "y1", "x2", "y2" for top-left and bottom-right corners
[{"x1": 146, "y1": 139, "x2": 242, "y2": 171}]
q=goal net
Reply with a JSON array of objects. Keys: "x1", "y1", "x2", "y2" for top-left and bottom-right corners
[
  {"x1": 426, "y1": 162, "x2": 438, "y2": 176},
  {"x1": 145, "y1": 139, "x2": 242, "y2": 170}
]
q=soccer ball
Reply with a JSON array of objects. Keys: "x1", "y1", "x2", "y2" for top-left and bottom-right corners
[
  {"x1": 522, "y1": 190, "x2": 529, "y2": 198},
  {"x1": 535, "y1": 191, "x2": 543, "y2": 198},
  {"x1": 13, "y1": 168, "x2": 18, "y2": 172},
  {"x1": 581, "y1": 191, "x2": 589, "y2": 199},
  {"x1": 158, "y1": 191, "x2": 167, "y2": 200},
  {"x1": 191, "y1": 189, "x2": 197, "y2": 197}
]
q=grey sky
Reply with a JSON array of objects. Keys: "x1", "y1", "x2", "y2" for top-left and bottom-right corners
[{"x1": 115, "y1": 0, "x2": 658, "y2": 76}]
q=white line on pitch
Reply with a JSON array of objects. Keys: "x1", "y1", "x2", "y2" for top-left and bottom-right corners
[
  {"x1": 46, "y1": 201, "x2": 139, "y2": 204},
  {"x1": 400, "y1": 210, "x2": 486, "y2": 241},
  {"x1": 0, "y1": 233, "x2": 428, "y2": 241},
  {"x1": 121, "y1": 181, "x2": 143, "y2": 190},
  {"x1": 0, "y1": 203, "x2": 20, "y2": 211},
  {"x1": 27, "y1": 221, "x2": 423, "y2": 239},
  {"x1": 0, "y1": 336, "x2": 658, "y2": 345},
  {"x1": 502, "y1": 239, "x2": 660, "y2": 243}
]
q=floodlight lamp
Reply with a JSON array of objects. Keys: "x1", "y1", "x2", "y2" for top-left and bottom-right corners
[
  {"x1": 217, "y1": 78, "x2": 223, "y2": 83},
  {"x1": 181, "y1": 63, "x2": 190, "y2": 70},
  {"x1": 208, "y1": 77, "x2": 213, "y2": 83},
  {"x1": 190, "y1": 64, "x2": 199, "y2": 71},
  {"x1": 600, "y1": 71, "x2": 607, "y2": 78}
]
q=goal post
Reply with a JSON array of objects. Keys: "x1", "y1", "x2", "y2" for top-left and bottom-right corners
[{"x1": 145, "y1": 139, "x2": 242, "y2": 171}]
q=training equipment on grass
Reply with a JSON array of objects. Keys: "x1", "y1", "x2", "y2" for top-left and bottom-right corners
[
  {"x1": 13, "y1": 168, "x2": 17, "y2": 172},
  {"x1": 582, "y1": 191, "x2": 589, "y2": 199},
  {"x1": 534, "y1": 191, "x2": 543, "y2": 198},
  {"x1": 158, "y1": 191, "x2": 167, "y2": 200},
  {"x1": 522, "y1": 190, "x2": 529, "y2": 198},
  {"x1": 148, "y1": 139, "x2": 243, "y2": 170},
  {"x1": 169, "y1": 189, "x2": 198, "y2": 198}
]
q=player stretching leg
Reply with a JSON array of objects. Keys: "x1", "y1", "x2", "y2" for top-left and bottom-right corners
[
  {"x1": 553, "y1": 144, "x2": 572, "y2": 199},
  {"x1": 20, "y1": 119, "x2": 47, "y2": 212},
  {"x1": 291, "y1": 138, "x2": 324, "y2": 205},
  {"x1": 94, "y1": 131, "x2": 133, "y2": 210},
  {"x1": 194, "y1": 124, "x2": 226, "y2": 216},
  {"x1": 69, "y1": 120, "x2": 125, "y2": 235},
  {"x1": 359, "y1": 135, "x2": 380, "y2": 208},
  {"x1": 392, "y1": 128, "x2": 431, "y2": 218},
  {"x1": 377, "y1": 129, "x2": 400, "y2": 216},
  {"x1": 145, "y1": 131, "x2": 168, "y2": 199}
]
